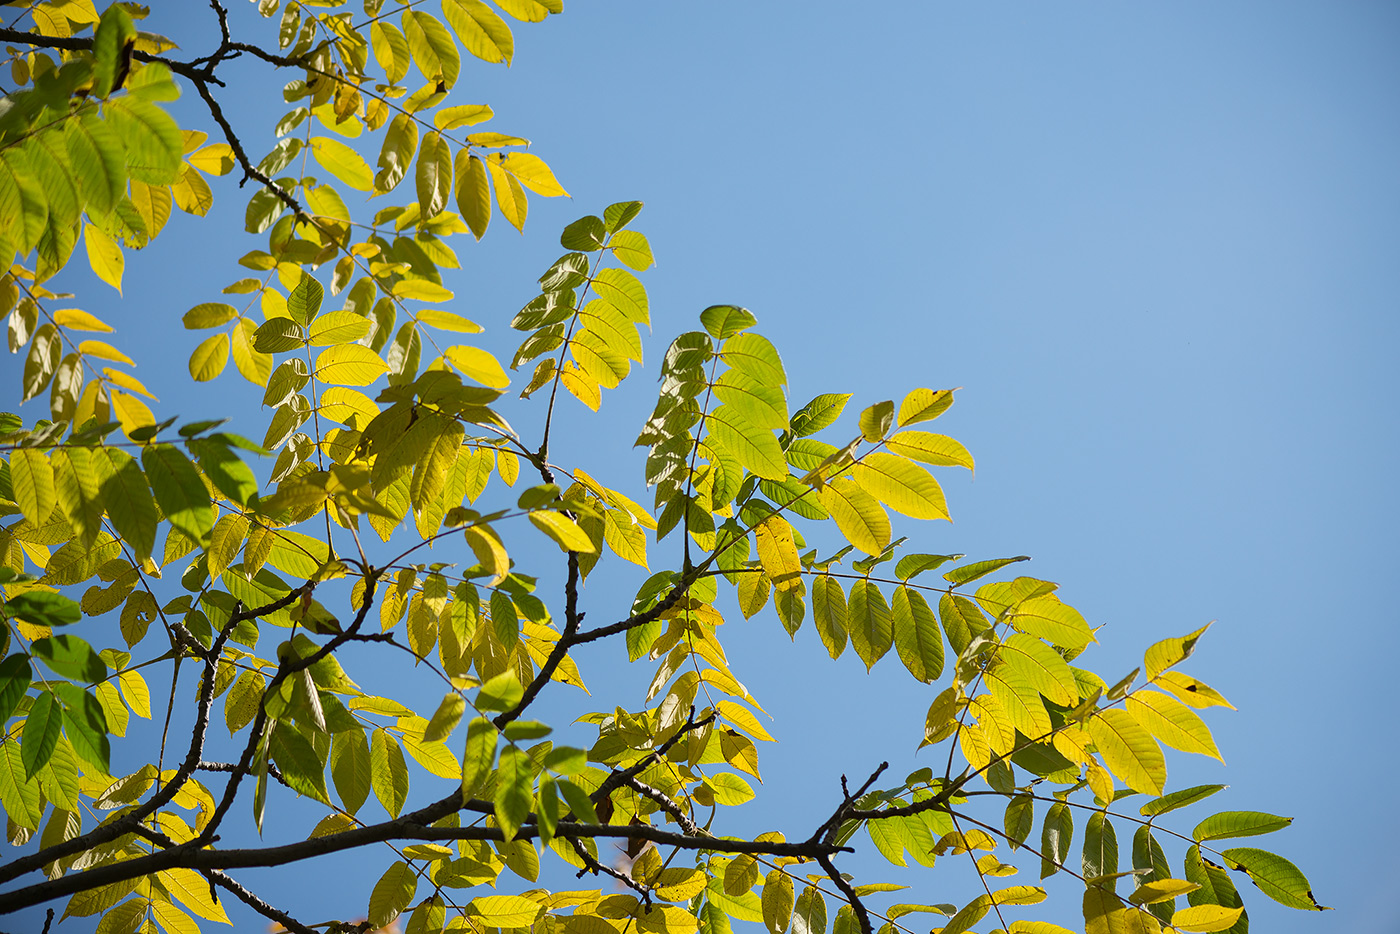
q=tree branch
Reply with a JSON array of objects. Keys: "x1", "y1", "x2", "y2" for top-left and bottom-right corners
[
  {"x1": 204, "y1": 869, "x2": 317, "y2": 934},
  {"x1": 0, "y1": 614, "x2": 240, "y2": 885}
]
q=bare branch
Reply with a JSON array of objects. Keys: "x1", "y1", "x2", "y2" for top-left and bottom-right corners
[{"x1": 205, "y1": 869, "x2": 317, "y2": 934}]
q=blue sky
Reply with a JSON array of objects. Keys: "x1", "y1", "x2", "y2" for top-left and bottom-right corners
[{"x1": 6, "y1": 2, "x2": 1397, "y2": 932}]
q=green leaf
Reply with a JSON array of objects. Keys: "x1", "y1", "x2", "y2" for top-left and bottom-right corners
[
  {"x1": 1040, "y1": 801, "x2": 1073, "y2": 878},
  {"x1": 494, "y1": 745, "x2": 533, "y2": 841},
  {"x1": 312, "y1": 136, "x2": 374, "y2": 191},
  {"x1": 369, "y1": 861, "x2": 418, "y2": 929},
  {"x1": 1004, "y1": 793, "x2": 1034, "y2": 851},
  {"x1": 31, "y1": 635, "x2": 107, "y2": 682},
  {"x1": 476, "y1": 672, "x2": 523, "y2": 712},
  {"x1": 708, "y1": 405, "x2": 787, "y2": 481},
  {"x1": 287, "y1": 273, "x2": 325, "y2": 325},
  {"x1": 891, "y1": 586, "x2": 943, "y2": 683},
  {"x1": 423, "y1": 693, "x2": 466, "y2": 743},
  {"x1": 944, "y1": 556, "x2": 1031, "y2": 586},
  {"x1": 461, "y1": 716, "x2": 496, "y2": 798},
  {"x1": 1082, "y1": 811, "x2": 1119, "y2": 884},
  {"x1": 847, "y1": 579, "x2": 892, "y2": 670},
  {"x1": 1192, "y1": 811, "x2": 1292, "y2": 842},
  {"x1": 811, "y1": 575, "x2": 848, "y2": 660},
  {"x1": 97, "y1": 448, "x2": 157, "y2": 563},
  {"x1": 370, "y1": 727, "x2": 410, "y2": 817},
  {"x1": 4, "y1": 591, "x2": 80, "y2": 628},
  {"x1": 21, "y1": 690, "x2": 61, "y2": 779},
  {"x1": 789, "y1": 393, "x2": 851, "y2": 438},
  {"x1": 331, "y1": 728, "x2": 372, "y2": 815},
  {"x1": 1219, "y1": 847, "x2": 1325, "y2": 910},
  {"x1": 701, "y1": 305, "x2": 757, "y2": 340},
  {"x1": 1140, "y1": 784, "x2": 1225, "y2": 818},
  {"x1": 141, "y1": 443, "x2": 213, "y2": 543},
  {"x1": 92, "y1": 3, "x2": 136, "y2": 98},
  {"x1": 0, "y1": 655, "x2": 33, "y2": 723},
  {"x1": 269, "y1": 720, "x2": 329, "y2": 804}
]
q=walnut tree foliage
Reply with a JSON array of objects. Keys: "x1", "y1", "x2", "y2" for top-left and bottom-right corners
[{"x1": 0, "y1": 3, "x2": 1328, "y2": 934}]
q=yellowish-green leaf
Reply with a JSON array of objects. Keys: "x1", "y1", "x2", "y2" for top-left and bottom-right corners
[
  {"x1": 851, "y1": 453, "x2": 948, "y2": 520},
  {"x1": 443, "y1": 0, "x2": 513, "y2": 65},
  {"x1": 445, "y1": 345, "x2": 510, "y2": 388},
  {"x1": 369, "y1": 861, "x2": 417, "y2": 929},
  {"x1": 897, "y1": 388, "x2": 954, "y2": 427},
  {"x1": 1169, "y1": 905, "x2": 1243, "y2": 933},
  {"x1": 818, "y1": 478, "x2": 890, "y2": 556},
  {"x1": 316, "y1": 343, "x2": 389, "y2": 386},
  {"x1": 158, "y1": 868, "x2": 231, "y2": 923},
  {"x1": 1126, "y1": 690, "x2": 1222, "y2": 761},
  {"x1": 469, "y1": 894, "x2": 542, "y2": 927},
  {"x1": 1087, "y1": 709, "x2": 1165, "y2": 796},
  {"x1": 529, "y1": 510, "x2": 596, "y2": 553},
  {"x1": 189, "y1": 332, "x2": 229, "y2": 381},
  {"x1": 311, "y1": 136, "x2": 374, "y2": 191}
]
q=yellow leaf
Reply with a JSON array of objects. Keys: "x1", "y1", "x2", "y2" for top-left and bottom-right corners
[
  {"x1": 445, "y1": 345, "x2": 510, "y2": 388},
  {"x1": 850, "y1": 452, "x2": 948, "y2": 521},
  {"x1": 485, "y1": 157, "x2": 527, "y2": 231},
  {"x1": 80, "y1": 341, "x2": 133, "y2": 366},
  {"x1": 501, "y1": 152, "x2": 567, "y2": 197},
  {"x1": 392, "y1": 279, "x2": 455, "y2": 302},
  {"x1": 1126, "y1": 690, "x2": 1223, "y2": 761},
  {"x1": 311, "y1": 136, "x2": 374, "y2": 191},
  {"x1": 188, "y1": 143, "x2": 235, "y2": 176},
  {"x1": 469, "y1": 894, "x2": 542, "y2": 927},
  {"x1": 753, "y1": 516, "x2": 802, "y2": 592},
  {"x1": 464, "y1": 525, "x2": 508, "y2": 586},
  {"x1": 103, "y1": 368, "x2": 157, "y2": 400},
  {"x1": 1087, "y1": 708, "x2": 1166, "y2": 796},
  {"x1": 529, "y1": 510, "x2": 597, "y2": 553},
  {"x1": 817, "y1": 477, "x2": 890, "y2": 556},
  {"x1": 150, "y1": 901, "x2": 201, "y2": 934},
  {"x1": 417, "y1": 309, "x2": 482, "y2": 332},
  {"x1": 84, "y1": 226, "x2": 124, "y2": 293},
  {"x1": 111, "y1": 390, "x2": 156, "y2": 437},
  {"x1": 715, "y1": 700, "x2": 774, "y2": 742},
  {"x1": 315, "y1": 344, "x2": 389, "y2": 386},
  {"x1": 158, "y1": 867, "x2": 231, "y2": 923},
  {"x1": 1169, "y1": 905, "x2": 1243, "y2": 933},
  {"x1": 229, "y1": 318, "x2": 271, "y2": 386},
  {"x1": 52, "y1": 308, "x2": 113, "y2": 332}
]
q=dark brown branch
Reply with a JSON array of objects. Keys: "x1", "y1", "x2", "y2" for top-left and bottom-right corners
[
  {"x1": 205, "y1": 869, "x2": 316, "y2": 934},
  {"x1": 817, "y1": 855, "x2": 871, "y2": 934},
  {"x1": 494, "y1": 550, "x2": 581, "y2": 729},
  {"x1": 592, "y1": 710, "x2": 715, "y2": 808},
  {"x1": 807, "y1": 762, "x2": 888, "y2": 847},
  {"x1": 198, "y1": 759, "x2": 290, "y2": 790},
  {"x1": 615, "y1": 774, "x2": 700, "y2": 836},
  {"x1": 0, "y1": 808, "x2": 849, "y2": 914},
  {"x1": 570, "y1": 839, "x2": 651, "y2": 905},
  {"x1": 0, "y1": 614, "x2": 239, "y2": 885},
  {"x1": 198, "y1": 573, "x2": 379, "y2": 845}
]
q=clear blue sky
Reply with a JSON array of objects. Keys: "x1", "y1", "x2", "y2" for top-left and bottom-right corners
[{"x1": 7, "y1": 2, "x2": 1396, "y2": 932}]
